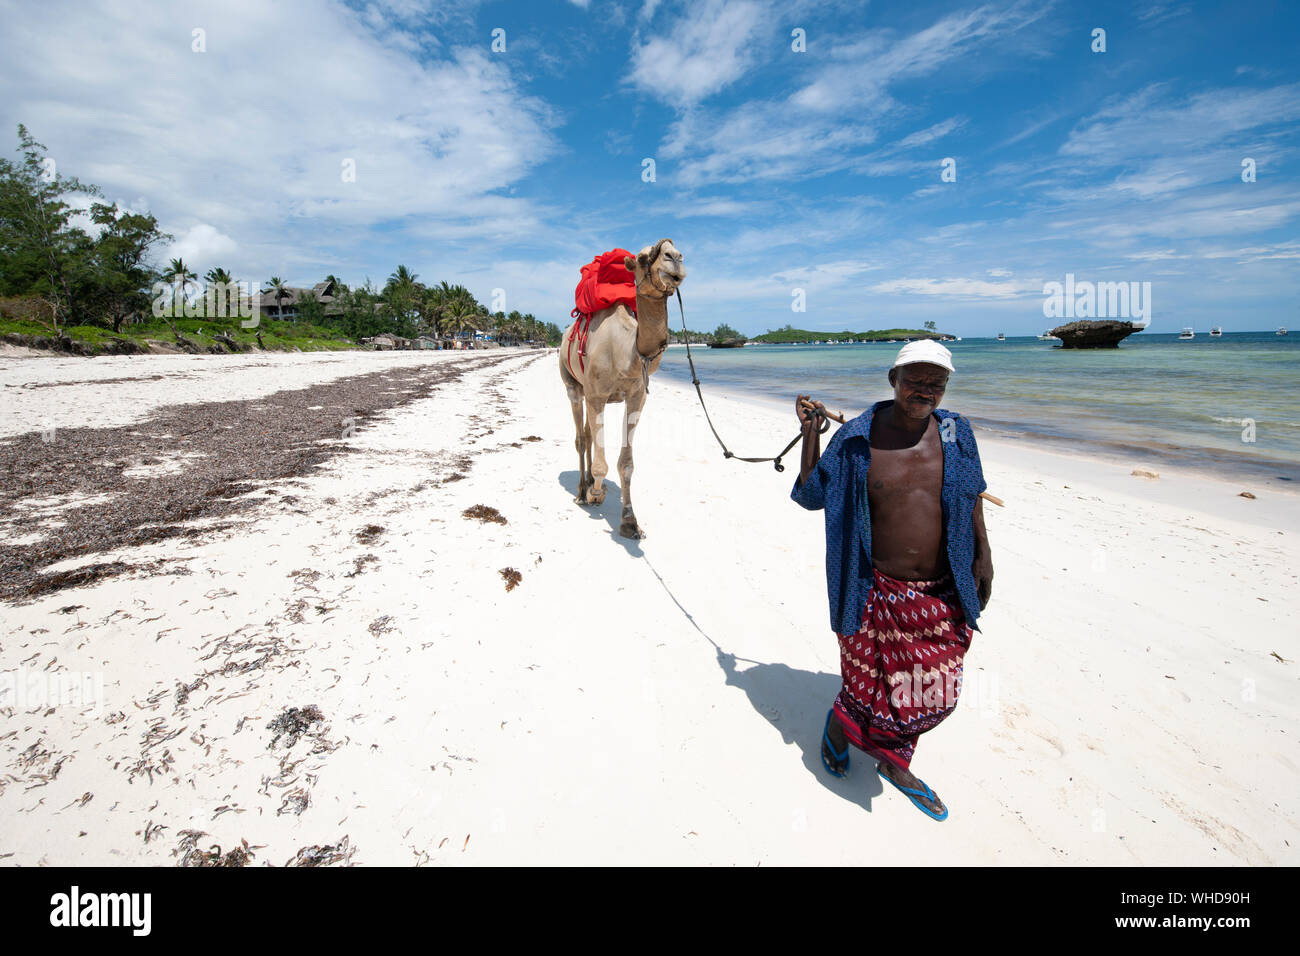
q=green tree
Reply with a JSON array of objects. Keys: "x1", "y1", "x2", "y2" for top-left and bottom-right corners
[
  {"x1": 296, "y1": 289, "x2": 325, "y2": 326},
  {"x1": 336, "y1": 281, "x2": 383, "y2": 340},
  {"x1": 0, "y1": 124, "x2": 101, "y2": 332},
  {"x1": 81, "y1": 203, "x2": 169, "y2": 332}
]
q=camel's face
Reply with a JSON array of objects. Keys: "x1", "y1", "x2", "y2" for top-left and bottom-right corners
[{"x1": 628, "y1": 238, "x2": 686, "y2": 295}]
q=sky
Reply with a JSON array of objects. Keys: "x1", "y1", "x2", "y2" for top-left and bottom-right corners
[{"x1": 1, "y1": 0, "x2": 1297, "y2": 336}]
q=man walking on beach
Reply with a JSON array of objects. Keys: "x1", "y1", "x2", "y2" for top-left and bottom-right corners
[{"x1": 791, "y1": 340, "x2": 993, "y2": 820}]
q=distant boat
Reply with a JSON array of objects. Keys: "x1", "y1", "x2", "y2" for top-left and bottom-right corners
[
  {"x1": 996, "y1": 332, "x2": 1006, "y2": 341},
  {"x1": 1179, "y1": 327, "x2": 1194, "y2": 340},
  {"x1": 1038, "y1": 331, "x2": 1061, "y2": 341},
  {"x1": 1209, "y1": 327, "x2": 1223, "y2": 337},
  {"x1": 1279, "y1": 327, "x2": 1288, "y2": 336}
]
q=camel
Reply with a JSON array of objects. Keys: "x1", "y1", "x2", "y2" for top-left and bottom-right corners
[{"x1": 558, "y1": 238, "x2": 686, "y2": 538}]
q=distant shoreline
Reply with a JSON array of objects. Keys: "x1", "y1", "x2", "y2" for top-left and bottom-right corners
[{"x1": 654, "y1": 361, "x2": 1300, "y2": 493}]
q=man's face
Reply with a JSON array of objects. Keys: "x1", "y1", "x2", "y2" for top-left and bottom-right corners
[{"x1": 891, "y1": 362, "x2": 950, "y2": 418}]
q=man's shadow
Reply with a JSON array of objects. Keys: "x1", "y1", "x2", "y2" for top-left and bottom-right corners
[
  {"x1": 715, "y1": 648, "x2": 884, "y2": 811},
  {"x1": 557, "y1": 470, "x2": 643, "y2": 556},
  {"x1": 638, "y1": 552, "x2": 883, "y2": 810}
]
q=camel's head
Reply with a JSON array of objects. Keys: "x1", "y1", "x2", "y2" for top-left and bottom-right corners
[{"x1": 625, "y1": 238, "x2": 686, "y2": 297}]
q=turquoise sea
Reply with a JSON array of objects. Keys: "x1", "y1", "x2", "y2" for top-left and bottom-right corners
[{"x1": 654, "y1": 332, "x2": 1300, "y2": 483}]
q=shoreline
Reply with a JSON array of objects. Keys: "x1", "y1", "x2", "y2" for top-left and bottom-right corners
[
  {"x1": 1, "y1": 348, "x2": 1295, "y2": 865},
  {"x1": 659, "y1": 372, "x2": 1300, "y2": 504}
]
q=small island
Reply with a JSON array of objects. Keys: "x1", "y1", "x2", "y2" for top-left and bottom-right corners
[
  {"x1": 706, "y1": 323, "x2": 747, "y2": 348},
  {"x1": 749, "y1": 321, "x2": 955, "y2": 344}
]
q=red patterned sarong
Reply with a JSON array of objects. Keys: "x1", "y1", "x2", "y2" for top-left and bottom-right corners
[{"x1": 832, "y1": 568, "x2": 973, "y2": 771}]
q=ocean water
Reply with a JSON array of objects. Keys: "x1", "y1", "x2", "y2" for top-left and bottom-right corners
[{"x1": 654, "y1": 332, "x2": 1300, "y2": 483}]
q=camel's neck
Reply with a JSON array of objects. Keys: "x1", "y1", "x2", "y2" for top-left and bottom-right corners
[{"x1": 634, "y1": 288, "x2": 670, "y2": 358}]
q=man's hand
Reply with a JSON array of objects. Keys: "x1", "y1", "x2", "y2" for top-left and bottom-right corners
[
  {"x1": 973, "y1": 550, "x2": 994, "y2": 610},
  {"x1": 796, "y1": 394, "x2": 826, "y2": 430},
  {"x1": 795, "y1": 394, "x2": 825, "y2": 487}
]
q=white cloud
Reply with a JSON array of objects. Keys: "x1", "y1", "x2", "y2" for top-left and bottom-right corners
[
  {"x1": 657, "y1": 3, "x2": 1050, "y2": 186},
  {"x1": 0, "y1": 0, "x2": 560, "y2": 287},
  {"x1": 869, "y1": 278, "x2": 1036, "y2": 298},
  {"x1": 892, "y1": 118, "x2": 966, "y2": 150},
  {"x1": 626, "y1": 0, "x2": 768, "y2": 106},
  {"x1": 1060, "y1": 83, "x2": 1300, "y2": 165},
  {"x1": 168, "y1": 224, "x2": 238, "y2": 267}
]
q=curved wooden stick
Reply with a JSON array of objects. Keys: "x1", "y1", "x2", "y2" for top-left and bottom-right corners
[{"x1": 798, "y1": 399, "x2": 1005, "y2": 507}]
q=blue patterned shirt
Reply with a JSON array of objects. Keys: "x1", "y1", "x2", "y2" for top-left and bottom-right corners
[{"x1": 791, "y1": 400, "x2": 987, "y2": 634}]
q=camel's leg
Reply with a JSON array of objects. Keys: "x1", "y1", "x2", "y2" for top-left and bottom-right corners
[
  {"x1": 617, "y1": 387, "x2": 647, "y2": 539},
  {"x1": 566, "y1": 384, "x2": 591, "y2": 504},
  {"x1": 561, "y1": 352, "x2": 593, "y2": 504},
  {"x1": 584, "y1": 418, "x2": 593, "y2": 494},
  {"x1": 584, "y1": 396, "x2": 609, "y2": 506}
]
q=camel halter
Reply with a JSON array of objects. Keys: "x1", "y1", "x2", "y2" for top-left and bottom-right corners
[{"x1": 635, "y1": 269, "x2": 674, "y2": 394}]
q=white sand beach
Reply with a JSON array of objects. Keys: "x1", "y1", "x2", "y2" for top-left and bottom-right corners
[{"x1": 1, "y1": 348, "x2": 1297, "y2": 866}]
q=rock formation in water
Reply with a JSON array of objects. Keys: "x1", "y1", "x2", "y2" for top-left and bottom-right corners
[{"x1": 1049, "y1": 320, "x2": 1142, "y2": 349}]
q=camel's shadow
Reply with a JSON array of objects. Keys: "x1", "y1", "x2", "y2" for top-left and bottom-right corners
[
  {"x1": 557, "y1": 470, "x2": 643, "y2": 557},
  {"x1": 715, "y1": 648, "x2": 884, "y2": 812}
]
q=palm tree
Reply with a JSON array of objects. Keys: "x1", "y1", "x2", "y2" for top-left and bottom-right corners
[
  {"x1": 387, "y1": 265, "x2": 418, "y2": 288},
  {"x1": 447, "y1": 307, "x2": 480, "y2": 343},
  {"x1": 202, "y1": 267, "x2": 234, "y2": 323},
  {"x1": 415, "y1": 287, "x2": 443, "y2": 337},
  {"x1": 267, "y1": 276, "x2": 289, "y2": 320},
  {"x1": 167, "y1": 258, "x2": 197, "y2": 314}
]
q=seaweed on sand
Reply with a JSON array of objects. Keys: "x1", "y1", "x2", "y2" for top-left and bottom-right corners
[
  {"x1": 462, "y1": 504, "x2": 507, "y2": 525},
  {"x1": 174, "y1": 830, "x2": 256, "y2": 867},
  {"x1": 0, "y1": 353, "x2": 518, "y2": 601},
  {"x1": 355, "y1": 524, "x2": 385, "y2": 545},
  {"x1": 286, "y1": 835, "x2": 355, "y2": 867},
  {"x1": 266, "y1": 705, "x2": 325, "y2": 750}
]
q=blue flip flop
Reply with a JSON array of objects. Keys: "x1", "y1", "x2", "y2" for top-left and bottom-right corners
[
  {"x1": 821, "y1": 710, "x2": 850, "y2": 778},
  {"x1": 877, "y1": 765, "x2": 948, "y2": 821}
]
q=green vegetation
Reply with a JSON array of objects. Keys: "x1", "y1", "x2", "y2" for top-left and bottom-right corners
[
  {"x1": 0, "y1": 312, "x2": 356, "y2": 353},
  {"x1": 712, "y1": 322, "x2": 745, "y2": 343},
  {"x1": 0, "y1": 124, "x2": 563, "y2": 354},
  {"x1": 752, "y1": 324, "x2": 952, "y2": 344}
]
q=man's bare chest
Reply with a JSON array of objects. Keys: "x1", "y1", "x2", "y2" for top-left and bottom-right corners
[{"x1": 866, "y1": 435, "x2": 944, "y2": 499}]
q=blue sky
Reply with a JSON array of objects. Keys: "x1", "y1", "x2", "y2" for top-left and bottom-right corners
[{"x1": 2, "y1": 0, "x2": 1297, "y2": 335}]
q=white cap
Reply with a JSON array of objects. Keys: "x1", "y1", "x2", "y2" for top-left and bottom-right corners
[{"x1": 892, "y1": 339, "x2": 954, "y2": 373}]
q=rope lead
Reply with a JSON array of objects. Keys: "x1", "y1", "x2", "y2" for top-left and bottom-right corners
[{"x1": 676, "y1": 289, "x2": 810, "y2": 472}]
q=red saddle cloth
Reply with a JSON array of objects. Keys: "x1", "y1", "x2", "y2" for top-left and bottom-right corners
[
  {"x1": 567, "y1": 248, "x2": 637, "y2": 374},
  {"x1": 573, "y1": 248, "x2": 637, "y2": 320}
]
